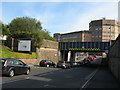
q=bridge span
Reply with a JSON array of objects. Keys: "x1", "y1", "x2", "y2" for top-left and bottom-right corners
[{"x1": 58, "y1": 42, "x2": 110, "y2": 62}]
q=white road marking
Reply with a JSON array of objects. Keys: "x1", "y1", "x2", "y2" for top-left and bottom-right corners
[
  {"x1": 2, "y1": 78, "x2": 26, "y2": 84},
  {"x1": 44, "y1": 84, "x2": 49, "y2": 87},
  {"x1": 25, "y1": 77, "x2": 30, "y2": 80},
  {"x1": 2, "y1": 69, "x2": 59, "y2": 84},
  {"x1": 44, "y1": 84, "x2": 56, "y2": 87},
  {"x1": 39, "y1": 72, "x2": 53, "y2": 76},
  {"x1": 81, "y1": 67, "x2": 99, "y2": 88}
]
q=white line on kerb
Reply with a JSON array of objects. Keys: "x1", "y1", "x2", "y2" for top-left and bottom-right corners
[{"x1": 81, "y1": 68, "x2": 99, "y2": 89}]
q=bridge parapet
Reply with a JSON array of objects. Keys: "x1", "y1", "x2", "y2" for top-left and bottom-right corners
[{"x1": 59, "y1": 42, "x2": 110, "y2": 52}]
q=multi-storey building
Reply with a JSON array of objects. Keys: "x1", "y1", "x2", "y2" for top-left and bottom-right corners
[
  {"x1": 89, "y1": 18, "x2": 120, "y2": 42},
  {"x1": 53, "y1": 33, "x2": 61, "y2": 42},
  {"x1": 54, "y1": 18, "x2": 120, "y2": 42},
  {"x1": 117, "y1": 21, "x2": 120, "y2": 35},
  {"x1": 53, "y1": 18, "x2": 120, "y2": 56},
  {"x1": 54, "y1": 30, "x2": 92, "y2": 42}
]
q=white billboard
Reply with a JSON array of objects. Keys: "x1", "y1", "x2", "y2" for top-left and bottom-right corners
[{"x1": 18, "y1": 40, "x2": 31, "y2": 51}]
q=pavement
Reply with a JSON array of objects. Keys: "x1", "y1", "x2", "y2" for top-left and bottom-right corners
[{"x1": 84, "y1": 61, "x2": 120, "y2": 88}]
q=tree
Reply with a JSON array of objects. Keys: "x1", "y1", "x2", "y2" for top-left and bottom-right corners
[
  {"x1": 41, "y1": 29, "x2": 56, "y2": 41},
  {"x1": 2, "y1": 24, "x2": 10, "y2": 36},
  {"x1": 9, "y1": 17, "x2": 43, "y2": 48},
  {"x1": 31, "y1": 31, "x2": 44, "y2": 48},
  {"x1": 8, "y1": 17, "x2": 56, "y2": 48},
  {"x1": 9, "y1": 17, "x2": 42, "y2": 38},
  {"x1": 0, "y1": 21, "x2": 2, "y2": 36},
  {"x1": 0, "y1": 21, "x2": 10, "y2": 37}
]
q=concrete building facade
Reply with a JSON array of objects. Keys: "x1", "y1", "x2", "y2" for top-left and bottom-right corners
[
  {"x1": 54, "y1": 18, "x2": 120, "y2": 43},
  {"x1": 89, "y1": 18, "x2": 120, "y2": 42},
  {"x1": 54, "y1": 30, "x2": 92, "y2": 42}
]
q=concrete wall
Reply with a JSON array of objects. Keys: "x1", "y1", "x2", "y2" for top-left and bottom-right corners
[{"x1": 108, "y1": 34, "x2": 120, "y2": 81}]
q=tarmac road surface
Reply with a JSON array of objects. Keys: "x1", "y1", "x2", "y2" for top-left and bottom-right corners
[{"x1": 1, "y1": 57, "x2": 120, "y2": 89}]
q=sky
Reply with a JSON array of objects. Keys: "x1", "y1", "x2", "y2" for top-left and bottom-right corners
[{"x1": 1, "y1": 0, "x2": 119, "y2": 36}]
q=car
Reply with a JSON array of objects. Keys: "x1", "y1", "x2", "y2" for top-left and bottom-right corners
[
  {"x1": 83, "y1": 58, "x2": 90, "y2": 64},
  {"x1": 0, "y1": 58, "x2": 30, "y2": 77},
  {"x1": 93, "y1": 55, "x2": 97, "y2": 58},
  {"x1": 88, "y1": 56, "x2": 94, "y2": 61},
  {"x1": 39, "y1": 60, "x2": 56, "y2": 67},
  {"x1": 70, "y1": 62, "x2": 80, "y2": 67},
  {"x1": 57, "y1": 61, "x2": 71, "y2": 69}
]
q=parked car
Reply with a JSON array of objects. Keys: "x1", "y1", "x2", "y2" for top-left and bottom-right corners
[
  {"x1": 0, "y1": 58, "x2": 30, "y2": 77},
  {"x1": 70, "y1": 62, "x2": 81, "y2": 67},
  {"x1": 93, "y1": 55, "x2": 97, "y2": 58},
  {"x1": 39, "y1": 60, "x2": 56, "y2": 67},
  {"x1": 83, "y1": 58, "x2": 90, "y2": 64},
  {"x1": 88, "y1": 56, "x2": 94, "y2": 61},
  {"x1": 77, "y1": 60, "x2": 85, "y2": 66},
  {"x1": 57, "y1": 61, "x2": 71, "y2": 69}
]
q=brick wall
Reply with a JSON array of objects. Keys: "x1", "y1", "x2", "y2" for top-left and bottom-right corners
[{"x1": 19, "y1": 59, "x2": 37, "y2": 65}]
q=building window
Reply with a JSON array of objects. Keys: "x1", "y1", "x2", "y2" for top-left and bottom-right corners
[
  {"x1": 99, "y1": 28, "x2": 102, "y2": 30},
  {"x1": 95, "y1": 28, "x2": 99, "y2": 30},
  {"x1": 95, "y1": 28, "x2": 102, "y2": 30},
  {"x1": 103, "y1": 28, "x2": 107, "y2": 30},
  {"x1": 110, "y1": 28, "x2": 115, "y2": 30},
  {"x1": 102, "y1": 31, "x2": 115, "y2": 34}
]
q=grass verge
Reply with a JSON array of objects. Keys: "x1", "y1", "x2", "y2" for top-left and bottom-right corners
[{"x1": 0, "y1": 45, "x2": 37, "y2": 59}]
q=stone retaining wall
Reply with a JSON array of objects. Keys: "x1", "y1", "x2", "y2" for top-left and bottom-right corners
[
  {"x1": 108, "y1": 34, "x2": 120, "y2": 81},
  {"x1": 37, "y1": 48, "x2": 59, "y2": 64},
  {"x1": 36, "y1": 40, "x2": 59, "y2": 65}
]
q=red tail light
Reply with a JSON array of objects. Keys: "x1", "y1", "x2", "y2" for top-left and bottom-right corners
[{"x1": 44, "y1": 62, "x2": 47, "y2": 64}]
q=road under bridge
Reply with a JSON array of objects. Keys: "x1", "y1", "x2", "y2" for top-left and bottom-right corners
[{"x1": 58, "y1": 42, "x2": 110, "y2": 62}]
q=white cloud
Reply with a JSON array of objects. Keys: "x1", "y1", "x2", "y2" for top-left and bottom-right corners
[
  {"x1": 27, "y1": 2, "x2": 118, "y2": 34},
  {"x1": 2, "y1": 1, "x2": 119, "y2": 36},
  {"x1": 64, "y1": 2, "x2": 118, "y2": 33}
]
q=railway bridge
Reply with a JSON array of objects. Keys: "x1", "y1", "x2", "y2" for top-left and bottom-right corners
[{"x1": 58, "y1": 42, "x2": 110, "y2": 62}]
